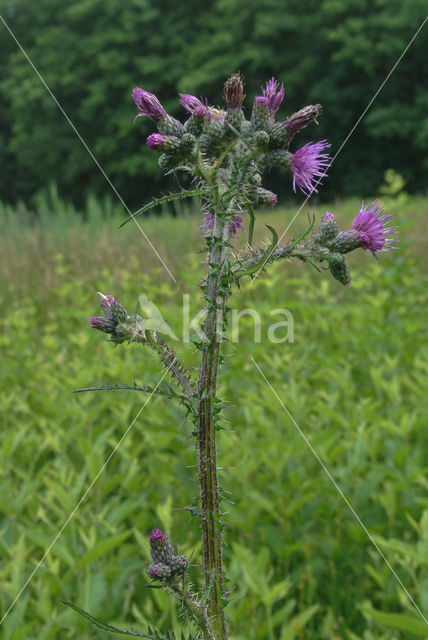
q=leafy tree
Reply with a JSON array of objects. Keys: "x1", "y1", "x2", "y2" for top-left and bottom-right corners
[{"x1": 0, "y1": 0, "x2": 426, "y2": 207}]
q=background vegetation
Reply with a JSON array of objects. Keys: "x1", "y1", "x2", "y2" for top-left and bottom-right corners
[
  {"x1": 1, "y1": 190, "x2": 428, "y2": 639},
  {"x1": 0, "y1": 0, "x2": 427, "y2": 207}
]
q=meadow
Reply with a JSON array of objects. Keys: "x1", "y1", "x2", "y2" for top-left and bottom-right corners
[{"x1": 1, "y1": 187, "x2": 428, "y2": 639}]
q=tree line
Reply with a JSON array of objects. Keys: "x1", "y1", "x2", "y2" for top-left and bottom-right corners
[{"x1": 0, "y1": 0, "x2": 426, "y2": 209}]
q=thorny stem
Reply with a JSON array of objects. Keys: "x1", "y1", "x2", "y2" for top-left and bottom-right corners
[
  {"x1": 198, "y1": 210, "x2": 229, "y2": 640},
  {"x1": 170, "y1": 583, "x2": 214, "y2": 640}
]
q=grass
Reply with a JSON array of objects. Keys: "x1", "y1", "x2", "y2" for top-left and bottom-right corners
[{"x1": 0, "y1": 189, "x2": 428, "y2": 640}]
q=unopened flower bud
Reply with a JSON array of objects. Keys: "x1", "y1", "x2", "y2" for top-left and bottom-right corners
[
  {"x1": 149, "y1": 528, "x2": 175, "y2": 565},
  {"x1": 180, "y1": 94, "x2": 209, "y2": 116},
  {"x1": 132, "y1": 88, "x2": 167, "y2": 123},
  {"x1": 171, "y1": 554, "x2": 189, "y2": 576},
  {"x1": 251, "y1": 96, "x2": 270, "y2": 131},
  {"x1": 99, "y1": 294, "x2": 117, "y2": 312},
  {"x1": 329, "y1": 253, "x2": 352, "y2": 286},
  {"x1": 282, "y1": 104, "x2": 322, "y2": 141},
  {"x1": 157, "y1": 115, "x2": 184, "y2": 138},
  {"x1": 199, "y1": 119, "x2": 227, "y2": 156},
  {"x1": 146, "y1": 133, "x2": 179, "y2": 152},
  {"x1": 89, "y1": 316, "x2": 112, "y2": 331},
  {"x1": 315, "y1": 211, "x2": 339, "y2": 246},
  {"x1": 256, "y1": 187, "x2": 277, "y2": 207},
  {"x1": 265, "y1": 121, "x2": 288, "y2": 148},
  {"x1": 254, "y1": 130, "x2": 270, "y2": 149},
  {"x1": 223, "y1": 74, "x2": 244, "y2": 110},
  {"x1": 147, "y1": 563, "x2": 172, "y2": 580},
  {"x1": 181, "y1": 132, "x2": 196, "y2": 152}
]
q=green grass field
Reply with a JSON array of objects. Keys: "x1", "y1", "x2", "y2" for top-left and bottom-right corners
[{"x1": 1, "y1": 190, "x2": 428, "y2": 639}]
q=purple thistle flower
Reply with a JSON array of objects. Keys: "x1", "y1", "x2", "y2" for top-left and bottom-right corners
[
  {"x1": 132, "y1": 88, "x2": 167, "y2": 123},
  {"x1": 264, "y1": 189, "x2": 278, "y2": 206},
  {"x1": 321, "y1": 211, "x2": 337, "y2": 224},
  {"x1": 180, "y1": 94, "x2": 211, "y2": 117},
  {"x1": 147, "y1": 564, "x2": 160, "y2": 578},
  {"x1": 146, "y1": 133, "x2": 169, "y2": 150},
  {"x1": 282, "y1": 104, "x2": 322, "y2": 140},
  {"x1": 147, "y1": 563, "x2": 172, "y2": 580},
  {"x1": 253, "y1": 96, "x2": 270, "y2": 112},
  {"x1": 99, "y1": 294, "x2": 117, "y2": 312},
  {"x1": 89, "y1": 316, "x2": 104, "y2": 329},
  {"x1": 290, "y1": 140, "x2": 331, "y2": 195},
  {"x1": 352, "y1": 200, "x2": 398, "y2": 256},
  {"x1": 262, "y1": 77, "x2": 285, "y2": 116},
  {"x1": 149, "y1": 528, "x2": 166, "y2": 542}
]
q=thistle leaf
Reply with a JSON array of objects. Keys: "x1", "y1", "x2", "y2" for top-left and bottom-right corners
[
  {"x1": 62, "y1": 601, "x2": 174, "y2": 639},
  {"x1": 119, "y1": 190, "x2": 207, "y2": 228}
]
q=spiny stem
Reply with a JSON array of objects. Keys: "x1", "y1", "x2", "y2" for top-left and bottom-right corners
[
  {"x1": 170, "y1": 583, "x2": 214, "y2": 640},
  {"x1": 198, "y1": 212, "x2": 229, "y2": 640}
]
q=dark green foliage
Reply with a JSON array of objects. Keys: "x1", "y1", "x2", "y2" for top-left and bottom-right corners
[{"x1": 0, "y1": 0, "x2": 426, "y2": 206}]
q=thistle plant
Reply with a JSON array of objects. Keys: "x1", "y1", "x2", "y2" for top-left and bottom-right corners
[{"x1": 66, "y1": 74, "x2": 398, "y2": 639}]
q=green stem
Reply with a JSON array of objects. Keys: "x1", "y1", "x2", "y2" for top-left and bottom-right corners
[
  {"x1": 170, "y1": 583, "x2": 214, "y2": 640},
  {"x1": 198, "y1": 213, "x2": 229, "y2": 640}
]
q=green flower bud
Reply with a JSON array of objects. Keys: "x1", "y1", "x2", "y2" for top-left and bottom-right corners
[
  {"x1": 265, "y1": 121, "x2": 288, "y2": 148},
  {"x1": 253, "y1": 130, "x2": 270, "y2": 150},
  {"x1": 251, "y1": 97, "x2": 270, "y2": 131},
  {"x1": 147, "y1": 563, "x2": 172, "y2": 581},
  {"x1": 329, "y1": 253, "x2": 352, "y2": 286},
  {"x1": 199, "y1": 119, "x2": 227, "y2": 156},
  {"x1": 158, "y1": 115, "x2": 184, "y2": 137},
  {"x1": 315, "y1": 212, "x2": 339, "y2": 246}
]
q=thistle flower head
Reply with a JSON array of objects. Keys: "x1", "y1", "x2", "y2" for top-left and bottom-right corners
[
  {"x1": 329, "y1": 254, "x2": 352, "y2": 286},
  {"x1": 171, "y1": 554, "x2": 189, "y2": 575},
  {"x1": 149, "y1": 528, "x2": 175, "y2": 565},
  {"x1": 253, "y1": 96, "x2": 270, "y2": 113},
  {"x1": 223, "y1": 73, "x2": 244, "y2": 110},
  {"x1": 146, "y1": 133, "x2": 170, "y2": 150},
  {"x1": 290, "y1": 140, "x2": 331, "y2": 195},
  {"x1": 99, "y1": 293, "x2": 118, "y2": 312},
  {"x1": 262, "y1": 77, "x2": 285, "y2": 116},
  {"x1": 282, "y1": 104, "x2": 322, "y2": 140},
  {"x1": 132, "y1": 88, "x2": 167, "y2": 123},
  {"x1": 352, "y1": 200, "x2": 398, "y2": 256},
  {"x1": 321, "y1": 211, "x2": 337, "y2": 224},
  {"x1": 149, "y1": 528, "x2": 166, "y2": 542},
  {"x1": 180, "y1": 94, "x2": 210, "y2": 117},
  {"x1": 316, "y1": 211, "x2": 339, "y2": 245},
  {"x1": 89, "y1": 316, "x2": 105, "y2": 329},
  {"x1": 256, "y1": 187, "x2": 278, "y2": 207},
  {"x1": 147, "y1": 563, "x2": 172, "y2": 580}
]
